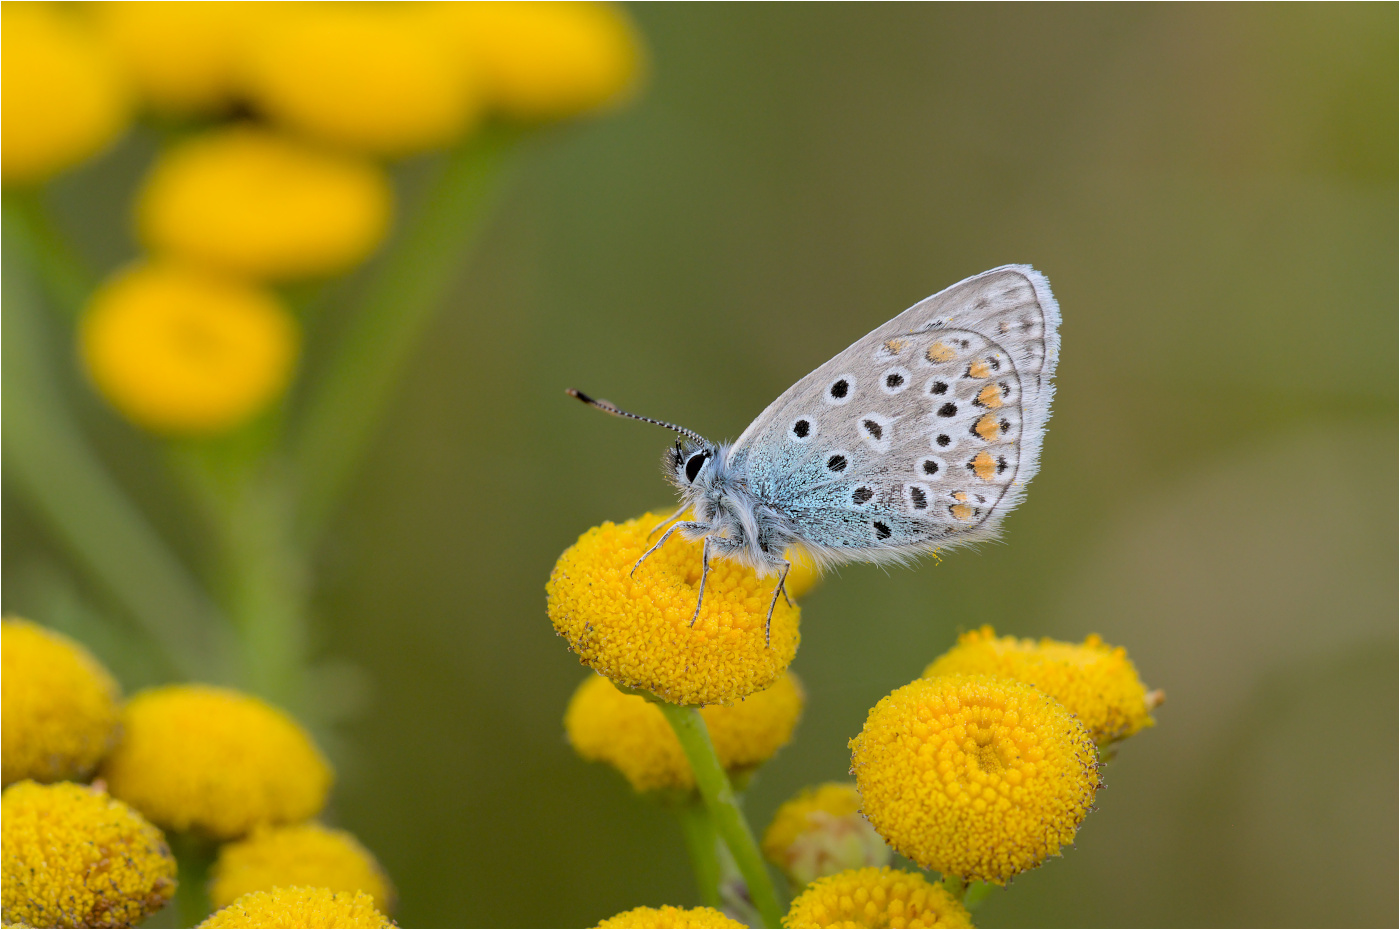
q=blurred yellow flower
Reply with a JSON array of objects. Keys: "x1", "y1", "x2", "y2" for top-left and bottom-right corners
[
  {"x1": 434, "y1": 2, "x2": 644, "y2": 120},
  {"x1": 565, "y1": 671, "x2": 804, "y2": 793},
  {"x1": 101, "y1": 684, "x2": 331, "y2": 840},
  {"x1": 548, "y1": 512, "x2": 800, "y2": 706},
  {"x1": 80, "y1": 261, "x2": 299, "y2": 435},
  {"x1": 761, "y1": 783, "x2": 889, "y2": 887},
  {"x1": 850, "y1": 675, "x2": 1099, "y2": 885},
  {"x1": 210, "y1": 823, "x2": 394, "y2": 914},
  {"x1": 137, "y1": 125, "x2": 393, "y2": 281},
  {"x1": 598, "y1": 905, "x2": 747, "y2": 929},
  {"x1": 89, "y1": 2, "x2": 273, "y2": 114},
  {"x1": 1, "y1": 618, "x2": 120, "y2": 787},
  {"x1": 924, "y1": 626, "x2": 1157, "y2": 745},
  {"x1": 782, "y1": 867, "x2": 972, "y2": 929},
  {"x1": 197, "y1": 887, "x2": 392, "y2": 929},
  {"x1": 242, "y1": 6, "x2": 480, "y2": 157},
  {"x1": 2, "y1": 4, "x2": 131, "y2": 185},
  {"x1": 1, "y1": 781, "x2": 176, "y2": 929}
]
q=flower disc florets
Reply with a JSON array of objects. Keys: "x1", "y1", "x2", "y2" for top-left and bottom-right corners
[
  {"x1": 197, "y1": 887, "x2": 393, "y2": 929},
  {"x1": 210, "y1": 823, "x2": 393, "y2": 913},
  {"x1": 548, "y1": 512, "x2": 800, "y2": 705},
  {"x1": 850, "y1": 675, "x2": 1099, "y2": 885},
  {"x1": 762, "y1": 783, "x2": 890, "y2": 887},
  {"x1": 782, "y1": 866, "x2": 971, "y2": 929},
  {"x1": 597, "y1": 905, "x2": 747, "y2": 929}
]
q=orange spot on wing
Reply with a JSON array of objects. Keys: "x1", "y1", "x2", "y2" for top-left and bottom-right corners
[
  {"x1": 884, "y1": 338, "x2": 909, "y2": 354},
  {"x1": 970, "y1": 451, "x2": 996, "y2": 480},
  {"x1": 967, "y1": 359, "x2": 991, "y2": 378},
  {"x1": 976, "y1": 383, "x2": 1004, "y2": 408},
  {"x1": 952, "y1": 492, "x2": 967, "y2": 501},
  {"x1": 926, "y1": 342, "x2": 955, "y2": 363},
  {"x1": 950, "y1": 503, "x2": 973, "y2": 521},
  {"x1": 974, "y1": 415, "x2": 1001, "y2": 441}
]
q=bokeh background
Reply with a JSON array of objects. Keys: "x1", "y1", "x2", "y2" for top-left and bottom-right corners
[{"x1": 4, "y1": 4, "x2": 1395, "y2": 927}]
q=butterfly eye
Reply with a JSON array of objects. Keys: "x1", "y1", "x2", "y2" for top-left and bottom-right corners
[{"x1": 685, "y1": 452, "x2": 709, "y2": 483}]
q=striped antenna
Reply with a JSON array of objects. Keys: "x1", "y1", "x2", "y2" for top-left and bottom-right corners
[{"x1": 566, "y1": 389, "x2": 708, "y2": 444}]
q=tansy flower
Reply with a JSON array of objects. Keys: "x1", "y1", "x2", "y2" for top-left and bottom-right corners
[
  {"x1": 924, "y1": 626, "x2": 1157, "y2": 745},
  {"x1": 565, "y1": 672, "x2": 804, "y2": 793},
  {"x1": 137, "y1": 125, "x2": 393, "y2": 281},
  {"x1": 210, "y1": 823, "x2": 394, "y2": 913},
  {"x1": 101, "y1": 684, "x2": 331, "y2": 840},
  {"x1": 782, "y1": 867, "x2": 972, "y2": 929},
  {"x1": 197, "y1": 887, "x2": 393, "y2": 929},
  {"x1": 761, "y1": 783, "x2": 889, "y2": 887},
  {"x1": 850, "y1": 676, "x2": 1099, "y2": 885},
  {"x1": 432, "y1": 2, "x2": 645, "y2": 121},
  {"x1": 1, "y1": 781, "x2": 176, "y2": 929},
  {"x1": 241, "y1": 6, "x2": 480, "y2": 158},
  {"x1": 2, "y1": 4, "x2": 131, "y2": 185},
  {"x1": 548, "y1": 512, "x2": 801, "y2": 706},
  {"x1": 88, "y1": 2, "x2": 274, "y2": 114},
  {"x1": 80, "y1": 261, "x2": 299, "y2": 435},
  {"x1": 1, "y1": 618, "x2": 120, "y2": 787},
  {"x1": 597, "y1": 905, "x2": 747, "y2": 929}
]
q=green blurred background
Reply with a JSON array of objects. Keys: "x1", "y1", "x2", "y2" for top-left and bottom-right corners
[{"x1": 5, "y1": 4, "x2": 1396, "y2": 926}]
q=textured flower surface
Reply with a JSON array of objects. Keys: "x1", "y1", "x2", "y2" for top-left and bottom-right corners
[
  {"x1": 197, "y1": 887, "x2": 393, "y2": 929},
  {"x1": 138, "y1": 125, "x2": 392, "y2": 281},
  {"x1": 597, "y1": 904, "x2": 747, "y2": 929},
  {"x1": 1, "y1": 781, "x2": 177, "y2": 929},
  {"x1": 101, "y1": 684, "x2": 331, "y2": 839},
  {"x1": 782, "y1": 867, "x2": 972, "y2": 929},
  {"x1": 80, "y1": 262, "x2": 299, "y2": 435},
  {"x1": 566, "y1": 672, "x2": 804, "y2": 793},
  {"x1": 924, "y1": 626, "x2": 1156, "y2": 744},
  {"x1": 548, "y1": 512, "x2": 800, "y2": 705},
  {"x1": 210, "y1": 823, "x2": 393, "y2": 913},
  {"x1": 1, "y1": 618, "x2": 120, "y2": 786},
  {"x1": 762, "y1": 783, "x2": 889, "y2": 887},
  {"x1": 850, "y1": 675, "x2": 1099, "y2": 884}
]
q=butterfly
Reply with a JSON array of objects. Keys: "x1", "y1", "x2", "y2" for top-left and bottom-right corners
[{"x1": 569, "y1": 265, "x2": 1061, "y2": 641}]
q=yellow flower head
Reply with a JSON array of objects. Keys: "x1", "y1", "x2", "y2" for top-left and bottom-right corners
[
  {"x1": 210, "y1": 823, "x2": 394, "y2": 914},
  {"x1": 2, "y1": 4, "x2": 131, "y2": 185},
  {"x1": 782, "y1": 867, "x2": 972, "y2": 929},
  {"x1": 850, "y1": 675, "x2": 1099, "y2": 885},
  {"x1": 80, "y1": 261, "x2": 299, "y2": 435},
  {"x1": 433, "y1": 2, "x2": 645, "y2": 121},
  {"x1": 924, "y1": 626, "x2": 1156, "y2": 745},
  {"x1": 1, "y1": 618, "x2": 120, "y2": 787},
  {"x1": 565, "y1": 672, "x2": 804, "y2": 793},
  {"x1": 197, "y1": 887, "x2": 393, "y2": 929},
  {"x1": 761, "y1": 783, "x2": 889, "y2": 888},
  {"x1": 598, "y1": 905, "x2": 747, "y2": 929},
  {"x1": 1, "y1": 781, "x2": 176, "y2": 929},
  {"x1": 548, "y1": 512, "x2": 801, "y2": 706},
  {"x1": 101, "y1": 684, "x2": 332, "y2": 840},
  {"x1": 89, "y1": 2, "x2": 273, "y2": 114},
  {"x1": 137, "y1": 125, "x2": 392, "y2": 281},
  {"x1": 242, "y1": 6, "x2": 480, "y2": 157}
]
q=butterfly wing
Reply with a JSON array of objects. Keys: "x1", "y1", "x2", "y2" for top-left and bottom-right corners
[{"x1": 729, "y1": 265, "x2": 1060, "y2": 565}]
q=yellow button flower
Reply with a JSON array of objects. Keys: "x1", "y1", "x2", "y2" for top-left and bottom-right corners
[
  {"x1": 782, "y1": 867, "x2": 972, "y2": 929},
  {"x1": 434, "y1": 2, "x2": 645, "y2": 121},
  {"x1": 924, "y1": 626, "x2": 1157, "y2": 745},
  {"x1": 101, "y1": 684, "x2": 332, "y2": 840},
  {"x1": 1, "y1": 781, "x2": 177, "y2": 929},
  {"x1": 761, "y1": 783, "x2": 889, "y2": 888},
  {"x1": 598, "y1": 905, "x2": 747, "y2": 929},
  {"x1": 242, "y1": 6, "x2": 480, "y2": 158},
  {"x1": 2, "y1": 4, "x2": 131, "y2": 185},
  {"x1": 137, "y1": 125, "x2": 393, "y2": 281},
  {"x1": 850, "y1": 676, "x2": 1099, "y2": 885},
  {"x1": 566, "y1": 671, "x2": 804, "y2": 793},
  {"x1": 548, "y1": 512, "x2": 801, "y2": 706},
  {"x1": 89, "y1": 2, "x2": 273, "y2": 114},
  {"x1": 198, "y1": 887, "x2": 392, "y2": 929},
  {"x1": 1, "y1": 618, "x2": 120, "y2": 787},
  {"x1": 210, "y1": 823, "x2": 393, "y2": 914},
  {"x1": 80, "y1": 261, "x2": 299, "y2": 435}
]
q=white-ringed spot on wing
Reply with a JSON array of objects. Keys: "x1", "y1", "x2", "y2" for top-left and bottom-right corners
[
  {"x1": 825, "y1": 450, "x2": 851, "y2": 474},
  {"x1": 918, "y1": 456, "x2": 945, "y2": 477},
  {"x1": 823, "y1": 375, "x2": 856, "y2": 406},
  {"x1": 788, "y1": 416, "x2": 815, "y2": 442},
  {"x1": 857, "y1": 413, "x2": 894, "y2": 453},
  {"x1": 905, "y1": 482, "x2": 931, "y2": 512},
  {"x1": 880, "y1": 367, "x2": 911, "y2": 395},
  {"x1": 872, "y1": 520, "x2": 893, "y2": 541},
  {"x1": 850, "y1": 485, "x2": 877, "y2": 508}
]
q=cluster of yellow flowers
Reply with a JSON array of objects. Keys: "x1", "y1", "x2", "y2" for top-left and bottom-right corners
[
  {"x1": 3, "y1": 1, "x2": 644, "y2": 435},
  {"x1": 550, "y1": 513, "x2": 1160, "y2": 927},
  {"x1": 0, "y1": 618, "x2": 394, "y2": 928}
]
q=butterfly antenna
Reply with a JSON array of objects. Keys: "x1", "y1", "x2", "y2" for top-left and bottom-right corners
[{"x1": 566, "y1": 389, "x2": 707, "y2": 444}]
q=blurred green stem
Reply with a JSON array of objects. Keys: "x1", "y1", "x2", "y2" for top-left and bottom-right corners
[
  {"x1": 290, "y1": 125, "x2": 521, "y2": 544},
  {"x1": 676, "y1": 803, "x2": 724, "y2": 910},
  {"x1": 963, "y1": 881, "x2": 994, "y2": 911},
  {"x1": 657, "y1": 703, "x2": 784, "y2": 929},
  {"x1": 941, "y1": 875, "x2": 968, "y2": 902},
  {"x1": 3, "y1": 189, "x2": 95, "y2": 317},
  {"x1": 169, "y1": 833, "x2": 215, "y2": 927}
]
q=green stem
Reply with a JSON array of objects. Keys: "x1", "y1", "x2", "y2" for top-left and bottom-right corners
[
  {"x1": 3, "y1": 190, "x2": 96, "y2": 318},
  {"x1": 676, "y1": 802, "x2": 724, "y2": 910},
  {"x1": 941, "y1": 874, "x2": 968, "y2": 902},
  {"x1": 289, "y1": 125, "x2": 521, "y2": 544},
  {"x1": 657, "y1": 703, "x2": 784, "y2": 929},
  {"x1": 169, "y1": 833, "x2": 215, "y2": 927},
  {"x1": 963, "y1": 881, "x2": 994, "y2": 911}
]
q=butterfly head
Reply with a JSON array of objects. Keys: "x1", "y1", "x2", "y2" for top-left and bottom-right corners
[{"x1": 667, "y1": 438, "x2": 721, "y2": 490}]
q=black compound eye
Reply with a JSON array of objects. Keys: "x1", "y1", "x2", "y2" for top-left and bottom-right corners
[{"x1": 685, "y1": 452, "x2": 708, "y2": 483}]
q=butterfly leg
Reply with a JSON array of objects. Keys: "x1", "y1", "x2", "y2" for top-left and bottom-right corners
[
  {"x1": 689, "y1": 537, "x2": 711, "y2": 627},
  {"x1": 632, "y1": 521, "x2": 708, "y2": 578},
  {"x1": 764, "y1": 559, "x2": 791, "y2": 646},
  {"x1": 647, "y1": 503, "x2": 688, "y2": 540}
]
